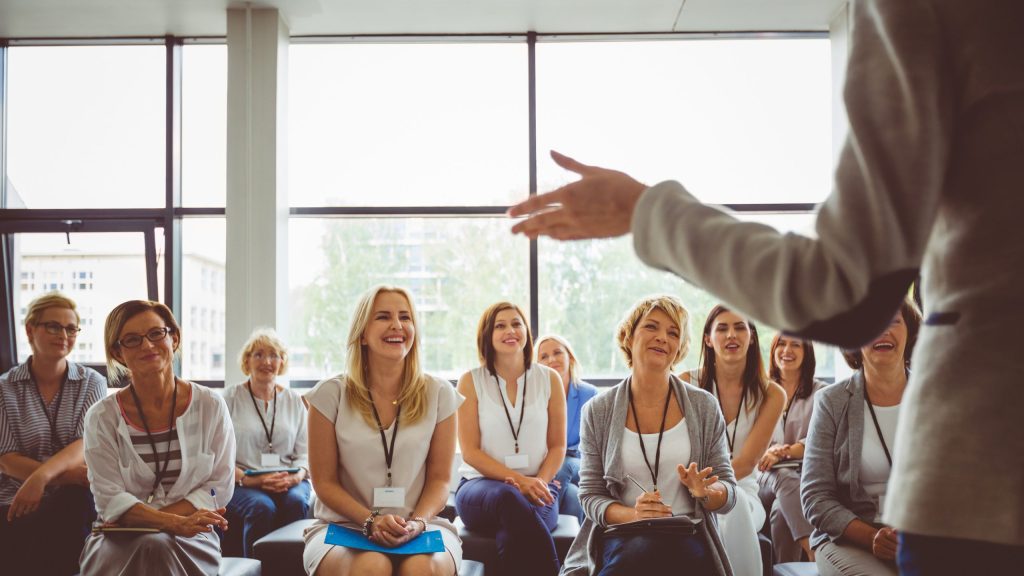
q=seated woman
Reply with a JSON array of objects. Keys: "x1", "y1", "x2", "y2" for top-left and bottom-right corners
[
  {"x1": 303, "y1": 285, "x2": 462, "y2": 576},
  {"x1": 80, "y1": 300, "x2": 235, "y2": 576},
  {"x1": 561, "y1": 295, "x2": 736, "y2": 576},
  {"x1": 802, "y1": 297, "x2": 921, "y2": 576},
  {"x1": 757, "y1": 334, "x2": 828, "y2": 563},
  {"x1": 536, "y1": 334, "x2": 599, "y2": 523},
  {"x1": 682, "y1": 305, "x2": 785, "y2": 576},
  {"x1": 223, "y1": 328, "x2": 311, "y2": 558},
  {"x1": 455, "y1": 302, "x2": 567, "y2": 576},
  {"x1": 0, "y1": 292, "x2": 107, "y2": 576}
]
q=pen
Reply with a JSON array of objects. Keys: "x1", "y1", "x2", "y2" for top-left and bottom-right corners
[{"x1": 625, "y1": 474, "x2": 653, "y2": 494}]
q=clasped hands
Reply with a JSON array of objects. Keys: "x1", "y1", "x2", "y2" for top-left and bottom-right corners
[
  {"x1": 504, "y1": 474, "x2": 559, "y2": 507},
  {"x1": 366, "y1": 514, "x2": 426, "y2": 547},
  {"x1": 247, "y1": 471, "x2": 302, "y2": 493},
  {"x1": 632, "y1": 463, "x2": 719, "y2": 520}
]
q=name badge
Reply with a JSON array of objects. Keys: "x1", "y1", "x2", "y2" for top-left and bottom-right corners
[
  {"x1": 261, "y1": 453, "x2": 282, "y2": 468},
  {"x1": 374, "y1": 486, "x2": 406, "y2": 508},
  {"x1": 504, "y1": 454, "x2": 530, "y2": 470}
]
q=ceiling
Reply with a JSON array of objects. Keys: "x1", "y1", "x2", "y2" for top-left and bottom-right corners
[{"x1": 0, "y1": 0, "x2": 847, "y2": 39}]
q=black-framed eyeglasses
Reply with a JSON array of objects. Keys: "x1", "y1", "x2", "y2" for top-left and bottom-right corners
[
  {"x1": 37, "y1": 321, "x2": 82, "y2": 337},
  {"x1": 117, "y1": 327, "x2": 175, "y2": 349}
]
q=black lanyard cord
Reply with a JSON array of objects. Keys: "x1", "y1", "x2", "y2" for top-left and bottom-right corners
[
  {"x1": 863, "y1": 386, "x2": 893, "y2": 466},
  {"x1": 627, "y1": 381, "x2": 674, "y2": 490},
  {"x1": 496, "y1": 373, "x2": 528, "y2": 454},
  {"x1": 368, "y1": 389, "x2": 401, "y2": 487},
  {"x1": 129, "y1": 381, "x2": 177, "y2": 504},
  {"x1": 716, "y1": 381, "x2": 748, "y2": 457},
  {"x1": 29, "y1": 358, "x2": 70, "y2": 452},
  {"x1": 781, "y1": 386, "x2": 798, "y2": 432},
  {"x1": 246, "y1": 381, "x2": 277, "y2": 451}
]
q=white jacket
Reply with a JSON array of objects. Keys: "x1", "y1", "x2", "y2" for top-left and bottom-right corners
[{"x1": 83, "y1": 382, "x2": 236, "y2": 523}]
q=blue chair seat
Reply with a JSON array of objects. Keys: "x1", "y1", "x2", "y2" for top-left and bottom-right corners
[
  {"x1": 252, "y1": 518, "x2": 316, "y2": 576},
  {"x1": 220, "y1": 556, "x2": 261, "y2": 576},
  {"x1": 455, "y1": 514, "x2": 580, "y2": 572}
]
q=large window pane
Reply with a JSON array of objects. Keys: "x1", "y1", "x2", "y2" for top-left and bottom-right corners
[
  {"x1": 13, "y1": 231, "x2": 166, "y2": 366},
  {"x1": 536, "y1": 39, "x2": 832, "y2": 205},
  {"x1": 539, "y1": 213, "x2": 834, "y2": 380},
  {"x1": 183, "y1": 45, "x2": 227, "y2": 208},
  {"x1": 181, "y1": 219, "x2": 226, "y2": 380},
  {"x1": 6, "y1": 46, "x2": 166, "y2": 209},
  {"x1": 289, "y1": 43, "x2": 529, "y2": 207},
  {"x1": 288, "y1": 218, "x2": 529, "y2": 380}
]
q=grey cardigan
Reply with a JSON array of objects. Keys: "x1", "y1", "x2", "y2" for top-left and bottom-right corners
[
  {"x1": 801, "y1": 371, "x2": 879, "y2": 549},
  {"x1": 560, "y1": 375, "x2": 737, "y2": 576}
]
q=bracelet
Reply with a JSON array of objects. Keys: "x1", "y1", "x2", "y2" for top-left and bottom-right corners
[
  {"x1": 408, "y1": 516, "x2": 428, "y2": 532},
  {"x1": 361, "y1": 509, "x2": 381, "y2": 537}
]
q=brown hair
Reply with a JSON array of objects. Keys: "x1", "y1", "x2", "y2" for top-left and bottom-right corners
[
  {"x1": 476, "y1": 302, "x2": 533, "y2": 378},
  {"x1": 769, "y1": 334, "x2": 817, "y2": 401},
  {"x1": 842, "y1": 296, "x2": 923, "y2": 370},
  {"x1": 698, "y1": 305, "x2": 768, "y2": 409},
  {"x1": 104, "y1": 300, "x2": 181, "y2": 384},
  {"x1": 616, "y1": 295, "x2": 691, "y2": 369}
]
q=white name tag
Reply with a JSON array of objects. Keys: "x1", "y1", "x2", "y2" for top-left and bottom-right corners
[
  {"x1": 261, "y1": 453, "x2": 282, "y2": 468},
  {"x1": 374, "y1": 486, "x2": 407, "y2": 508},
  {"x1": 504, "y1": 454, "x2": 530, "y2": 470}
]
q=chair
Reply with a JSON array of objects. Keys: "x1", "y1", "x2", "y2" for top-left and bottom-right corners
[
  {"x1": 252, "y1": 519, "x2": 316, "y2": 576},
  {"x1": 219, "y1": 557, "x2": 262, "y2": 576},
  {"x1": 773, "y1": 562, "x2": 820, "y2": 576},
  {"x1": 455, "y1": 514, "x2": 581, "y2": 572}
]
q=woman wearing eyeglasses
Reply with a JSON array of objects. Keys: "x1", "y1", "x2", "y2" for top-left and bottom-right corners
[
  {"x1": 79, "y1": 300, "x2": 235, "y2": 576},
  {"x1": 222, "y1": 328, "x2": 310, "y2": 558},
  {"x1": 0, "y1": 292, "x2": 107, "y2": 576}
]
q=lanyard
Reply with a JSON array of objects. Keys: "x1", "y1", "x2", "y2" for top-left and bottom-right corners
[
  {"x1": 715, "y1": 382, "x2": 747, "y2": 457},
  {"x1": 863, "y1": 386, "x2": 893, "y2": 466},
  {"x1": 368, "y1": 390, "x2": 401, "y2": 487},
  {"x1": 29, "y1": 358, "x2": 69, "y2": 451},
  {"x1": 781, "y1": 387, "x2": 798, "y2": 432},
  {"x1": 496, "y1": 373, "x2": 528, "y2": 454},
  {"x1": 627, "y1": 382, "x2": 673, "y2": 490},
  {"x1": 129, "y1": 382, "x2": 178, "y2": 504},
  {"x1": 246, "y1": 381, "x2": 277, "y2": 451}
]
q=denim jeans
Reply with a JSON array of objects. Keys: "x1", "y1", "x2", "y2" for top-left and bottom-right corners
[
  {"x1": 597, "y1": 531, "x2": 714, "y2": 576},
  {"x1": 455, "y1": 476, "x2": 561, "y2": 576},
  {"x1": 224, "y1": 479, "x2": 312, "y2": 558},
  {"x1": 554, "y1": 455, "x2": 584, "y2": 522}
]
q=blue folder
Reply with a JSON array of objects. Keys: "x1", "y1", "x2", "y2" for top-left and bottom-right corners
[{"x1": 324, "y1": 524, "x2": 445, "y2": 555}]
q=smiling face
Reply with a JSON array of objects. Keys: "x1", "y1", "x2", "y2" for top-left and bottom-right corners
[
  {"x1": 705, "y1": 310, "x2": 751, "y2": 365},
  {"x1": 247, "y1": 346, "x2": 283, "y2": 386},
  {"x1": 491, "y1": 308, "x2": 528, "y2": 358},
  {"x1": 361, "y1": 291, "x2": 416, "y2": 365},
  {"x1": 26, "y1": 306, "x2": 78, "y2": 363},
  {"x1": 773, "y1": 336, "x2": 805, "y2": 374},
  {"x1": 537, "y1": 339, "x2": 572, "y2": 385},
  {"x1": 114, "y1": 310, "x2": 179, "y2": 379},
  {"x1": 860, "y1": 312, "x2": 908, "y2": 372},
  {"x1": 630, "y1": 308, "x2": 682, "y2": 374}
]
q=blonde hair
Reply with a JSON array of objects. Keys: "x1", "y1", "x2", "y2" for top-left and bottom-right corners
[
  {"x1": 345, "y1": 285, "x2": 428, "y2": 427},
  {"x1": 239, "y1": 327, "x2": 289, "y2": 376},
  {"x1": 104, "y1": 300, "x2": 181, "y2": 384},
  {"x1": 536, "y1": 334, "x2": 581, "y2": 386},
  {"x1": 616, "y1": 295, "x2": 691, "y2": 369},
  {"x1": 26, "y1": 292, "x2": 80, "y2": 326}
]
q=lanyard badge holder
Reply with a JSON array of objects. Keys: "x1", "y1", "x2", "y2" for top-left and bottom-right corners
[
  {"x1": 248, "y1": 382, "x2": 282, "y2": 468},
  {"x1": 498, "y1": 374, "x2": 530, "y2": 470},
  {"x1": 370, "y1": 390, "x2": 406, "y2": 508}
]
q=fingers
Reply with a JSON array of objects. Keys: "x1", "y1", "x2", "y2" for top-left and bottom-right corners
[
  {"x1": 507, "y1": 188, "x2": 566, "y2": 219},
  {"x1": 509, "y1": 203, "x2": 572, "y2": 237}
]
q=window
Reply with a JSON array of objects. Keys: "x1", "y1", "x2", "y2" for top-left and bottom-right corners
[
  {"x1": 6, "y1": 45, "x2": 166, "y2": 209},
  {"x1": 181, "y1": 218, "x2": 226, "y2": 380}
]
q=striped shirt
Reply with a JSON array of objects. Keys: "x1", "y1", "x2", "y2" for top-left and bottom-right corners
[
  {"x1": 0, "y1": 359, "x2": 107, "y2": 506},
  {"x1": 117, "y1": 394, "x2": 184, "y2": 495}
]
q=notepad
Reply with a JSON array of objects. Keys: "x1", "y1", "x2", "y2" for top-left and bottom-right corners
[
  {"x1": 324, "y1": 524, "x2": 445, "y2": 555},
  {"x1": 244, "y1": 467, "x2": 301, "y2": 476},
  {"x1": 769, "y1": 460, "x2": 802, "y2": 470},
  {"x1": 92, "y1": 526, "x2": 161, "y2": 534},
  {"x1": 603, "y1": 514, "x2": 702, "y2": 536}
]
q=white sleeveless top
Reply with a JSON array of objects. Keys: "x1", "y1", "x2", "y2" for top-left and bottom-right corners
[
  {"x1": 621, "y1": 418, "x2": 695, "y2": 515},
  {"x1": 459, "y1": 364, "x2": 553, "y2": 479}
]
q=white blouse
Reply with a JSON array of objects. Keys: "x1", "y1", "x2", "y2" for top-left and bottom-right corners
[
  {"x1": 621, "y1": 418, "x2": 694, "y2": 516},
  {"x1": 83, "y1": 382, "x2": 236, "y2": 523},
  {"x1": 459, "y1": 364, "x2": 554, "y2": 479},
  {"x1": 223, "y1": 382, "x2": 309, "y2": 472},
  {"x1": 861, "y1": 402, "x2": 901, "y2": 522}
]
